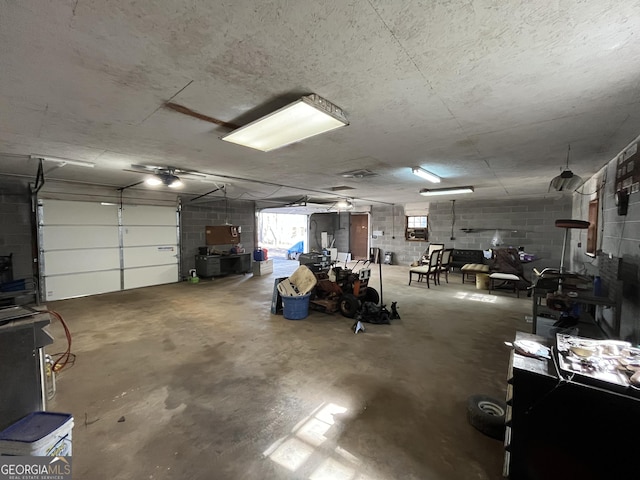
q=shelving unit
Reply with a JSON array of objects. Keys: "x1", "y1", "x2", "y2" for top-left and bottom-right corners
[
  {"x1": 531, "y1": 286, "x2": 617, "y2": 340},
  {"x1": 0, "y1": 277, "x2": 38, "y2": 307}
]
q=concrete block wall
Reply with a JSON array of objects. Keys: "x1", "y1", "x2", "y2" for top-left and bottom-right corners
[
  {"x1": 180, "y1": 199, "x2": 256, "y2": 278},
  {"x1": 371, "y1": 197, "x2": 572, "y2": 278},
  {"x1": 308, "y1": 212, "x2": 349, "y2": 253},
  {"x1": 0, "y1": 177, "x2": 33, "y2": 281},
  {"x1": 572, "y1": 135, "x2": 640, "y2": 343},
  {"x1": 309, "y1": 213, "x2": 335, "y2": 251},
  {"x1": 334, "y1": 213, "x2": 350, "y2": 253},
  {"x1": 368, "y1": 205, "x2": 427, "y2": 265}
]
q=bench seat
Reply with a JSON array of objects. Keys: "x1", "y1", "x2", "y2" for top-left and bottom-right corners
[{"x1": 489, "y1": 272, "x2": 521, "y2": 297}]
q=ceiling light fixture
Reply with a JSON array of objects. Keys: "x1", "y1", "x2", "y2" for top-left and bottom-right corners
[
  {"x1": 549, "y1": 144, "x2": 583, "y2": 192},
  {"x1": 30, "y1": 155, "x2": 95, "y2": 168},
  {"x1": 411, "y1": 166, "x2": 440, "y2": 183},
  {"x1": 221, "y1": 94, "x2": 348, "y2": 152},
  {"x1": 336, "y1": 199, "x2": 353, "y2": 209},
  {"x1": 168, "y1": 177, "x2": 183, "y2": 188},
  {"x1": 145, "y1": 173, "x2": 183, "y2": 188},
  {"x1": 419, "y1": 186, "x2": 474, "y2": 196}
]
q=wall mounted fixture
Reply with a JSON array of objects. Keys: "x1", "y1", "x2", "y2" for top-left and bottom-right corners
[
  {"x1": 549, "y1": 145, "x2": 582, "y2": 192},
  {"x1": 411, "y1": 167, "x2": 440, "y2": 183},
  {"x1": 221, "y1": 94, "x2": 348, "y2": 152},
  {"x1": 615, "y1": 189, "x2": 629, "y2": 216},
  {"x1": 419, "y1": 186, "x2": 474, "y2": 196},
  {"x1": 30, "y1": 155, "x2": 95, "y2": 168}
]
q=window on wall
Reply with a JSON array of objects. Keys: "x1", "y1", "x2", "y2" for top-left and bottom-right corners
[
  {"x1": 406, "y1": 215, "x2": 428, "y2": 241},
  {"x1": 586, "y1": 199, "x2": 598, "y2": 257}
]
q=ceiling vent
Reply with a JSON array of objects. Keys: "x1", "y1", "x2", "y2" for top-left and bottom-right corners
[
  {"x1": 339, "y1": 169, "x2": 378, "y2": 178},
  {"x1": 330, "y1": 185, "x2": 355, "y2": 191}
]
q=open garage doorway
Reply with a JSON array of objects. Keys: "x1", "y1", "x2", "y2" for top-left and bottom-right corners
[{"x1": 257, "y1": 212, "x2": 308, "y2": 260}]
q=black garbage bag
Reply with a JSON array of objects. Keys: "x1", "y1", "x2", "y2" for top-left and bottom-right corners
[{"x1": 356, "y1": 301, "x2": 390, "y2": 324}]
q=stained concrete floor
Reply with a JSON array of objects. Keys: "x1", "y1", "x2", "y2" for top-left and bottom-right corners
[{"x1": 46, "y1": 259, "x2": 531, "y2": 480}]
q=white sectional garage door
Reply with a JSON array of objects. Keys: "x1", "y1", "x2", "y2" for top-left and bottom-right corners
[
  {"x1": 121, "y1": 205, "x2": 179, "y2": 290},
  {"x1": 39, "y1": 200, "x2": 179, "y2": 301}
]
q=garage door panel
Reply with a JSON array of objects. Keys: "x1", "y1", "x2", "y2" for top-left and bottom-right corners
[
  {"x1": 43, "y1": 226, "x2": 119, "y2": 250},
  {"x1": 41, "y1": 200, "x2": 118, "y2": 225},
  {"x1": 123, "y1": 264, "x2": 178, "y2": 290},
  {"x1": 44, "y1": 248, "x2": 120, "y2": 275},
  {"x1": 122, "y1": 226, "x2": 177, "y2": 247},
  {"x1": 123, "y1": 245, "x2": 178, "y2": 268},
  {"x1": 121, "y1": 205, "x2": 177, "y2": 225},
  {"x1": 44, "y1": 271, "x2": 121, "y2": 301},
  {"x1": 40, "y1": 201, "x2": 179, "y2": 300}
]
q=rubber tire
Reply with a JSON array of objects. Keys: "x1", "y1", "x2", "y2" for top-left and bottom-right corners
[
  {"x1": 467, "y1": 394, "x2": 506, "y2": 440},
  {"x1": 362, "y1": 287, "x2": 380, "y2": 305},
  {"x1": 339, "y1": 293, "x2": 360, "y2": 318}
]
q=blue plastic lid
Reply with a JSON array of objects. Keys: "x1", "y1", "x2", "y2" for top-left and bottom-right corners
[{"x1": 0, "y1": 412, "x2": 72, "y2": 443}]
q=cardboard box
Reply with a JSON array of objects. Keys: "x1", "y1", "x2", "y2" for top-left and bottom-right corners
[{"x1": 253, "y1": 259, "x2": 273, "y2": 276}]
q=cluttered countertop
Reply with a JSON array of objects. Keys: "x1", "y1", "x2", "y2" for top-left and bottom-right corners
[{"x1": 512, "y1": 331, "x2": 640, "y2": 398}]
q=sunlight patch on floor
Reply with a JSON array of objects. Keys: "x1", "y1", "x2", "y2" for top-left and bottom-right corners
[
  {"x1": 263, "y1": 401, "x2": 381, "y2": 479},
  {"x1": 455, "y1": 292, "x2": 498, "y2": 303}
]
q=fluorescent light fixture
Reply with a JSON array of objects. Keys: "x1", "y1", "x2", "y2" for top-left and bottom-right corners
[
  {"x1": 221, "y1": 94, "x2": 348, "y2": 152},
  {"x1": 100, "y1": 202, "x2": 116, "y2": 206},
  {"x1": 31, "y1": 154, "x2": 95, "y2": 168},
  {"x1": 411, "y1": 166, "x2": 440, "y2": 183},
  {"x1": 419, "y1": 186, "x2": 474, "y2": 196}
]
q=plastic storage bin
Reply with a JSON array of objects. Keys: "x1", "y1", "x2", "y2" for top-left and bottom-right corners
[
  {"x1": 282, "y1": 293, "x2": 311, "y2": 320},
  {"x1": 253, "y1": 248, "x2": 268, "y2": 262},
  {"x1": 0, "y1": 412, "x2": 74, "y2": 456}
]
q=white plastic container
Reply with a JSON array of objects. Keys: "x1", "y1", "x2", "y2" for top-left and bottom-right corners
[{"x1": 0, "y1": 412, "x2": 73, "y2": 456}]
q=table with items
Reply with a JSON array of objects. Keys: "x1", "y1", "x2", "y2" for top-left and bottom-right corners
[{"x1": 504, "y1": 331, "x2": 640, "y2": 479}]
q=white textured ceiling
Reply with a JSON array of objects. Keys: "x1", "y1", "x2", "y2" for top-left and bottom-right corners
[{"x1": 1, "y1": 1, "x2": 639, "y2": 208}]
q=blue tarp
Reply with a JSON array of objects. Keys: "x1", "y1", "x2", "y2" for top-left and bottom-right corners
[{"x1": 287, "y1": 241, "x2": 304, "y2": 258}]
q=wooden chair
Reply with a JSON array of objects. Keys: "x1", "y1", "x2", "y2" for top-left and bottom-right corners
[
  {"x1": 409, "y1": 248, "x2": 441, "y2": 288},
  {"x1": 437, "y1": 248, "x2": 453, "y2": 284},
  {"x1": 421, "y1": 243, "x2": 444, "y2": 264}
]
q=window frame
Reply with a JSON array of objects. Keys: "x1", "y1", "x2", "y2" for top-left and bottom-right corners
[{"x1": 405, "y1": 215, "x2": 428, "y2": 241}]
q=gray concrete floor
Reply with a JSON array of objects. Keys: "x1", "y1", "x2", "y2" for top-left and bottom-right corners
[{"x1": 46, "y1": 259, "x2": 531, "y2": 480}]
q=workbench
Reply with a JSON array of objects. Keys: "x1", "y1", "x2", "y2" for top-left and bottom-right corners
[
  {"x1": 195, "y1": 253, "x2": 251, "y2": 277},
  {"x1": 531, "y1": 286, "x2": 618, "y2": 339},
  {"x1": 504, "y1": 331, "x2": 640, "y2": 479}
]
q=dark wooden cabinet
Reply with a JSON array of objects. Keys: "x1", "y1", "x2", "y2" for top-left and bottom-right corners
[{"x1": 505, "y1": 332, "x2": 640, "y2": 479}]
